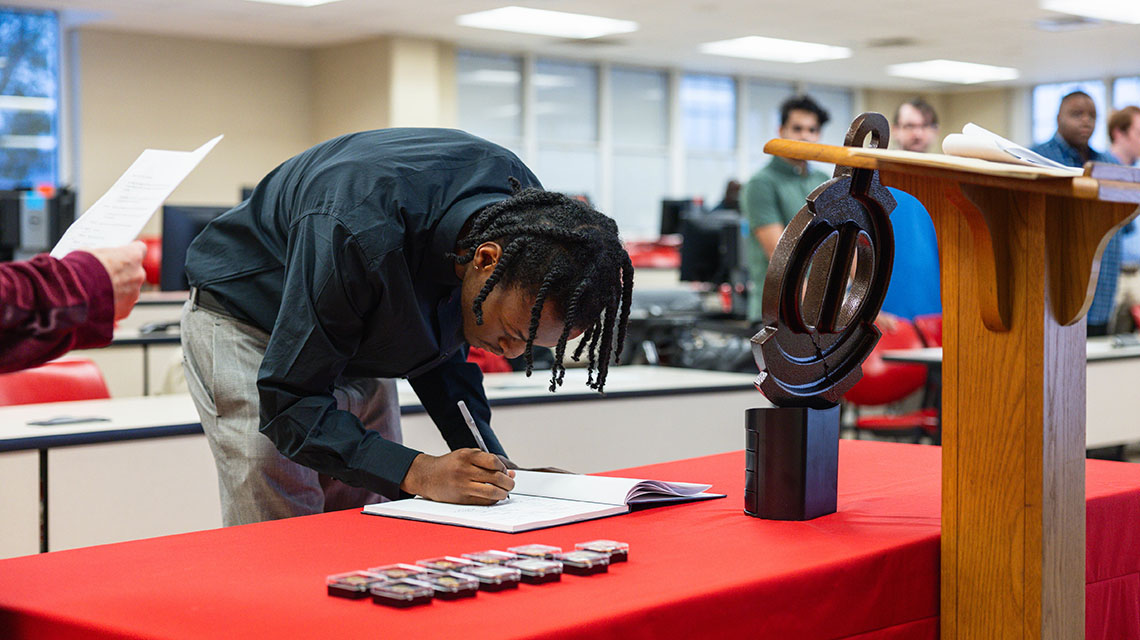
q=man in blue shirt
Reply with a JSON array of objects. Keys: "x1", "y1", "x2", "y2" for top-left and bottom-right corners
[
  {"x1": 1031, "y1": 91, "x2": 1121, "y2": 336},
  {"x1": 881, "y1": 98, "x2": 942, "y2": 324}
]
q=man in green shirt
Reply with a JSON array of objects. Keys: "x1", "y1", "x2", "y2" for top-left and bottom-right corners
[{"x1": 741, "y1": 95, "x2": 831, "y2": 322}]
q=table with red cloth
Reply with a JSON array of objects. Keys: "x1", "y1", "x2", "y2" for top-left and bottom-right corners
[{"x1": 0, "y1": 440, "x2": 1137, "y2": 640}]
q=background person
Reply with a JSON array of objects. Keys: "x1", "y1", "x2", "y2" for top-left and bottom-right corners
[
  {"x1": 741, "y1": 95, "x2": 830, "y2": 323},
  {"x1": 1109, "y1": 105, "x2": 1140, "y2": 167},
  {"x1": 879, "y1": 99, "x2": 942, "y2": 326},
  {"x1": 1, "y1": 241, "x2": 147, "y2": 373},
  {"x1": 892, "y1": 97, "x2": 940, "y2": 153},
  {"x1": 1031, "y1": 91, "x2": 1122, "y2": 336}
]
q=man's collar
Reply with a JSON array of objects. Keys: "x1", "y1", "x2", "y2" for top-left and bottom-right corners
[
  {"x1": 424, "y1": 192, "x2": 512, "y2": 286},
  {"x1": 769, "y1": 155, "x2": 810, "y2": 176}
]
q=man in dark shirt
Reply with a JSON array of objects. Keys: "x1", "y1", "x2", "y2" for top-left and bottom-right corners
[
  {"x1": 181, "y1": 129, "x2": 633, "y2": 525},
  {"x1": 1031, "y1": 91, "x2": 1122, "y2": 336},
  {"x1": 1, "y1": 242, "x2": 147, "y2": 373}
]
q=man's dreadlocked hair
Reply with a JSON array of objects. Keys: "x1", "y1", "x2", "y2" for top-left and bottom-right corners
[{"x1": 451, "y1": 178, "x2": 634, "y2": 393}]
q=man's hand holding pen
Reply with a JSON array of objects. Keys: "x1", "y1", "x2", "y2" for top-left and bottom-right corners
[{"x1": 400, "y1": 449, "x2": 515, "y2": 505}]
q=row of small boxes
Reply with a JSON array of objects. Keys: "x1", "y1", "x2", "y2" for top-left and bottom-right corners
[{"x1": 328, "y1": 540, "x2": 629, "y2": 607}]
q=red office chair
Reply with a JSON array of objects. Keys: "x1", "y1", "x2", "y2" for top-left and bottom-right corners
[
  {"x1": 466, "y1": 347, "x2": 513, "y2": 374},
  {"x1": 843, "y1": 319, "x2": 938, "y2": 441},
  {"x1": 913, "y1": 313, "x2": 943, "y2": 347},
  {"x1": 0, "y1": 359, "x2": 111, "y2": 406},
  {"x1": 139, "y1": 234, "x2": 163, "y2": 287},
  {"x1": 1131, "y1": 304, "x2": 1140, "y2": 332}
]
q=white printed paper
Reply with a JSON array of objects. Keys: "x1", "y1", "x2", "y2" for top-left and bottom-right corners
[
  {"x1": 51, "y1": 135, "x2": 223, "y2": 258},
  {"x1": 942, "y1": 123, "x2": 1079, "y2": 174}
]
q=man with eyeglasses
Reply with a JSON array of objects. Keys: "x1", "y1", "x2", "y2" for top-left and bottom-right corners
[
  {"x1": 893, "y1": 97, "x2": 940, "y2": 153},
  {"x1": 876, "y1": 97, "x2": 943, "y2": 327}
]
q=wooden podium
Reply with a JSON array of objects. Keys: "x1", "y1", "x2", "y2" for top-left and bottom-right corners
[{"x1": 764, "y1": 139, "x2": 1140, "y2": 638}]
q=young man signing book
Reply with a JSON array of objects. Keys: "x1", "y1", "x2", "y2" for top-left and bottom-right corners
[{"x1": 180, "y1": 129, "x2": 634, "y2": 526}]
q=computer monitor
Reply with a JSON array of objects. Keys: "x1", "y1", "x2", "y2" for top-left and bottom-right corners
[
  {"x1": 660, "y1": 198, "x2": 701, "y2": 236},
  {"x1": 0, "y1": 188, "x2": 75, "y2": 261},
  {"x1": 679, "y1": 210, "x2": 745, "y2": 285},
  {"x1": 160, "y1": 205, "x2": 229, "y2": 291}
]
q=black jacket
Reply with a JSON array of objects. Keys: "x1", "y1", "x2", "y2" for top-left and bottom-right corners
[{"x1": 186, "y1": 128, "x2": 541, "y2": 497}]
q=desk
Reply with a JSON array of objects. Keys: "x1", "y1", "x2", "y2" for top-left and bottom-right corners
[
  {"x1": 73, "y1": 292, "x2": 188, "y2": 397},
  {"x1": 72, "y1": 327, "x2": 184, "y2": 397},
  {"x1": 0, "y1": 395, "x2": 206, "y2": 556},
  {"x1": 883, "y1": 337, "x2": 1140, "y2": 448},
  {"x1": 0, "y1": 440, "x2": 1136, "y2": 639},
  {"x1": 109, "y1": 329, "x2": 182, "y2": 396},
  {"x1": 0, "y1": 366, "x2": 764, "y2": 558}
]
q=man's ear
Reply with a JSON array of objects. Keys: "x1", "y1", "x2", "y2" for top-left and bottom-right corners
[{"x1": 474, "y1": 242, "x2": 503, "y2": 270}]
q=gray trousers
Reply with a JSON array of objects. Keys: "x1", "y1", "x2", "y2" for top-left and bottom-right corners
[{"x1": 181, "y1": 300, "x2": 401, "y2": 526}]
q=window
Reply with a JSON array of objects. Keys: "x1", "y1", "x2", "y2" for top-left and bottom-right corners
[
  {"x1": 610, "y1": 67, "x2": 669, "y2": 238},
  {"x1": 532, "y1": 59, "x2": 599, "y2": 201},
  {"x1": 680, "y1": 73, "x2": 736, "y2": 207},
  {"x1": 0, "y1": 8, "x2": 59, "y2": 190},
  {"x1": 1114, "y1": 77, "x2": 1140, "y2": 110},
  {"x1": 454, "y1": 51, "x2": 856, "y2": 240},
  {"x1": 456, "y1": 51, "x2": 523, "y2": 156},
  {"x1": 804, "y1": 84, "x2": 854, "y2": 149},
  {"x1": 744, "y1": 79, "x2": 794, "y2": 175},
  {"x1": 1031, "y1": 80, "x2": 1107, "y2": 150}
]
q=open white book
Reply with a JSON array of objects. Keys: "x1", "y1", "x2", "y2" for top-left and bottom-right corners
[
  {"x1": 362, "y1": 470, "x2": 724, "y2": 533},
  {"x1": 941, "y1": 123, "x2": 1081, "y2": 175}
]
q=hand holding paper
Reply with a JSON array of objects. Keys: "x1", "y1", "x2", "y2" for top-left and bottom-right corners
[
  {"x1": 86, "y1": 241, "x2": 148, "y2": 320},
  {"x1": 51, "y1": 135, "x2": 223, "y2": 258}
]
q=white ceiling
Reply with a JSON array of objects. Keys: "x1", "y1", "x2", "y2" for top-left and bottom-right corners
[{"x1": 11, "y1": 0, "x2": 1140, "y2": 89}]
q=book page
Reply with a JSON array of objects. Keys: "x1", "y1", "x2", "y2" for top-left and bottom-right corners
[
  {"x1": 511, "y1": 470, "x2": 713, "y2": 505},
  {"x1": 51, "y1": 135, "x2": 223, "y2": 258},
  {"x1": 362, "y1": 494, "x2": 628, "y2": 533}
]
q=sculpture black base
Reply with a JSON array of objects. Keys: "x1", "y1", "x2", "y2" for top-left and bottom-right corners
[{"x1": 745, "y1": 405, "x2": 840, "y2": 521}]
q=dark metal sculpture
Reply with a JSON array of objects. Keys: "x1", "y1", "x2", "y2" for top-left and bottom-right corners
[{"x1": 745, "y1": 113, "x2": 897, "y2": 521}]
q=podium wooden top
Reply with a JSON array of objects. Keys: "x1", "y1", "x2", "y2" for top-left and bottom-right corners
[{"x1": 764, "y1": 139, "x2": 1140, "y2": 204}]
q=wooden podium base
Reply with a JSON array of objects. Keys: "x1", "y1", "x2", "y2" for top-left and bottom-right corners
[{"x1": 764, "y1": 136, "x2": 1140, "y2": 639}]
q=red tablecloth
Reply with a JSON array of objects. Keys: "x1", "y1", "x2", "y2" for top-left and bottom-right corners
[{"x1": 0, "y1": 440, "x2": 1137, "y2": 639}]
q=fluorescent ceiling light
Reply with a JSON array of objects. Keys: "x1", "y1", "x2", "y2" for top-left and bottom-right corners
[
  {"x1": 242, "y1": 0, "x2": 343, "y2": 7},
  {"x1": 887, "y1": 59, "x2": 1019, "y2": 84},
  {"x1": 1041, "y1": 0, "x2": 1140, "y2": 24},
  {"x1": 699, "y1": 36, "x2": 851, "y2": 64},
  {"x1": 456, "y1": 6, "x2": 638, "y2": 39}
]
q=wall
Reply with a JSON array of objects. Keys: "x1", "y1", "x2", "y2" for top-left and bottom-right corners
[
  {"x1": 311, "y1": 37, "x2": 391, "y2": 144},
  {"x1": 387, "y1": 37, "x2": 457, "y2": 129},
  {"x1": 859, "y1": 87, "x2": 1027, "y2": 147},
  {"x1": 76, "y1": 29, "x2": 316, "y2": 235},
  {"x1": 75, "y1": 30, "x2": 459, "y2": 239}
]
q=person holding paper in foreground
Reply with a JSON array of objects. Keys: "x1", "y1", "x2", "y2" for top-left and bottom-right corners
[
  {"x1": 180, "y1": 129, "x2": 634, "y2": 526},
  {"x1": 0, "y1": 241, "x2": 146, "y2": 373}
]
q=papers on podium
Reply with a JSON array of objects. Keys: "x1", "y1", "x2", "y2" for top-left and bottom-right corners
[
  {"x1": 941, "y1": 123, "x2": 1081, "y2": 176},
  {"x1": 51, "y1": 135, "x2": 223, "y2": 258},
  {"x1": 362, "y1": 470, "x2": 724, "y2": 533}
]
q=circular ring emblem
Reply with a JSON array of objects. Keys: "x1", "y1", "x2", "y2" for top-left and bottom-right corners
[{"x1": 752, "y1": 113, "x2": 897, "y2": 408}]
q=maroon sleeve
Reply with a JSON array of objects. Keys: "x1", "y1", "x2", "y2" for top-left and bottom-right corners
[{"x1": 0, "y1": 251, "x2": 115, "y2": 374}]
